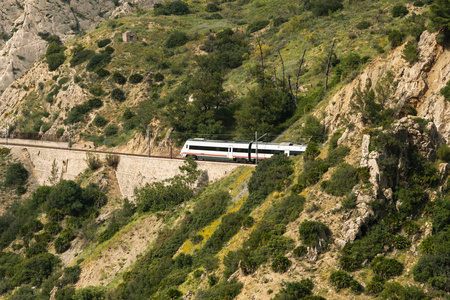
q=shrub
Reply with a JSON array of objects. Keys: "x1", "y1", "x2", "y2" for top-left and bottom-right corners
[
  {"x1": 86, "y1": 53, "x2": 112, "y2": 72},
  {"x1": 302, "y1": 115, "x2": 325, "y2": 143},
  {"x1": 205, "y1": 2, "x2": 220, "y2": 12},
  {"x1": 329, "y1": 270, "x2": 358, "y2": 291},
  {"x1": 56, "y1": 128, "x2": 65, "y2": 137},
  {"x1": 293, "y1": 246, "x2": 308, "y2": 257},
  {"x1": 273, "y1": 17, "x2": 288, "y2": 27},
  {"x1": 97, "y1": 38, "x2": 111, "y2": 48},
  {"x1": 437, "y1": 144, "x2": 450, "y2": 162},
  {"x1": 104, "y1": 46, "x2": 115, "y2": 55},
  {"x1": 273, "y1": 280, "x2": 313, "y2": 299},
  {"x1": 307, "y1": 0, "x2": 343, "y2": 16},
  {"x1": 60, "y1": 265, "x2": 81, "y2": 286},
  {"x1": 298, "y1": 221, "x2": 331, "y2": 248},
  {"x1": 89, "y1": 84, "x2": 104, "y2": 96},
  {"x1": 93, "y1": 115, "x2": 108, "y2": 127},
  {"x1": 46, "y1": 42, "x2": 65, "y2": 71},
  {"x1": 322, "y1": 163, "x2": 358, "y2": 196},
  {"x1": 166, "y1": 31, "x2": 189, "y2": 48},
  {"x1": 112, "y1": 72, "x2": 127, "y2": 85},
  {"x1": 356, "y1": 21, "x2": 371, "y2": 30},
  {"x1": 402, "y1": 41, "x2": 419, "y2": 65},
  {"x1": 440, "y1": 80, "x2": 450, "y2": 102},
  {"x1": 104, "y1": 124, "x2": 119, "y2": 136},
  {"x1": 392, "y1": 4, "x2": 408, "y2": 17},
  {"x1": 154, "y1": 72, "x2": 165, "y2": 82},
  {"x1": 388, "y1": 29, "x2": 405, "y2": 48},
  {"x1": 55, "y1": 286, "x2": 76, "y2": 300},
  {"x1": 44, "y1": 222, "x2": 62, "y2": 235},
  {"x1": 70, "y1": 49, "x2": 95, "y2": 67},
  {"x1": 129, "y1": 73, "x2": 143, "y2": 84},
  {"x1": 96, "y1": 68, "x2": 110, "y2": 78},
  {"x1": 111, "y1": 88, "x2": 126, "y2": 102},
  {"x1": 85, "y1": 152, "x2": 102, "y2": 170},
  {"x1": 326, "y1": 146, "x2": 350, "y2": 166},
  {"x1": 5, "y1": 163, "x2": 29, "y2": 186},
  {"x1": 247, "y1": 20, "x2": 270, "y2": 34},
  {"x1": 370, "y1": 256, "x2": 403, "y2": 279},
  {"x1": 154, "y1": 1, "x2": 190, "y2": 16},
  {"x1": 304, "y1": 142, "x2": 320, "y2": 161},
  {"x1": 271, "y1": 255, "x2": 292, "y2": 273},
  {"x1": 392, "y1": 235, "x2": 411, "y2": 249},
  {"x1": 342, "y1": 193, "x2": 357, "y2": 210},
  {"x1": 105, "y1": 153, "x2": 120, "y2": 169}
]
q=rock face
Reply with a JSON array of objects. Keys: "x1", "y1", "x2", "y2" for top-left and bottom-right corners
[
  {"x1": 323, "y1": 31, "x2": 450, "y2": 142},
  {"x1": 0, "y1": 0, "x2": 162, "y2": 92}
]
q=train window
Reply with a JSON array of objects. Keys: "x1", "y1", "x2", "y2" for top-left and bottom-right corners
[
  {"x1": 234, "y1": 148, "x2": 248, "y2": 153},
  {"x1": 190, "y1": 145, "x2": 228, "y2": 152}
]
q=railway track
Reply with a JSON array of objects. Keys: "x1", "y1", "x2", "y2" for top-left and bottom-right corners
[{"x1": 0, "y1": 140, "x2": 254, "y2": 165}]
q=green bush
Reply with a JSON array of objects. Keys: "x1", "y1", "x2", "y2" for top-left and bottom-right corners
[
  {"x1": 60, "y1": 265, "x2": 81, "y2": 286},
  {"x1": 437, "y1": 144, "x2": 450, "y2": 162},
  {"x1": 322, "y1": 163, "x2": 358, "y2": 196},
  {"x1": 46, "y1": 42, "x2": 66, "y2": 71},
  {"x1": 89, "y1": 83, "x2": 104, "y2": 96},
  {"x1": 97, "y1": 38, "x2": 111, "y2": 48},
  {"x1": 356, "y1": 21, "x2": 371, "y2": 30},
  {"x1": 271, "y1": 255, "x2": 292, "y2": 273},
  {"x1": 154, "y1": 72, "x2": 165, "y2": 82},
  {"x1": 329, "y1": 270, "x2": 361, "y2": 292},
  {"x1": 247, "y1": 20, "x2": 270, "y2": 34},
  {"x1": 55, "y1": 286, "x2": 76, "y2": 300},
  {"x1": 86, "y1": 53, "x2": 112, "y2": 72},
  {"x1": 273, "y1": 280, "x2": 315, "y2": 299},
  {"x1": 273, "y1": 17, "x2": 288, "y2": 27},
  {"x1": 112, "y1": 72, "x2": 127, "y2": 85},
  {"x1": 5, "y1": 163, "x2": 29, "y2": 186},
  {"x1": 70, "y1": 49, "x2": 95, "y2": 67},
  {"x1": 154, "y1": 1, "x2": 190, "y2": 15},
  {"x1": 402, "y1": 41, "x2": 419, "y2": 65},
  {"x1": 85, "y1": 152, "x2": 102, "y2": 170},
  {"x1": 302, "y1": 115, "x2": 325, "y2": 143},
  {"x1": 205, "y1": 2, "x2": 220, "y2": 12},
  {"x1": 111, "y1": 88, "x2": 126, "y2": 102},
  {"x1": 96, "y1": 68, "x2": 110, "y2": 78},
  {"x1": 392, "y1": 4, "x2": 408, "y2": 17},
  {"x1": 342, "y1": 193, "x2": 357, "y2": 210},
  {"x1": 293, "y1": 246, "x2": 308, "y2": 258},
  {"x1": 388, "y1": 29, "x2": 405, "y2": 48},
  {"x1": 306, "y1": 0, "x2": 343, "y2": 16},
  {"x1": 129, "y1": 73, "x2": 143, "y2": 84},
  {"x1": 104, "y1": 124, "x2": 119, "y2": 136},
  {"x1": 326, "y1": 146, "x2": 350, "y2": 166},
  {"x1": 56, "y1": 128, "x2": 65, "y2": 137},
  {"x1": 298, "y1": 221, "x2": 331, "y2": 248},
  {"x1": 166, "y1": 31, "x2": 189, "y2": 48},
  {"x1": 93, "y1": 115, "x2": 108, "y2": 127},
  {"x1": 370, "y1": 256, "x2": 403, "y2": 278},
  {"x1": 44, "y1": 222, "x2": 62, "y2": 236}
]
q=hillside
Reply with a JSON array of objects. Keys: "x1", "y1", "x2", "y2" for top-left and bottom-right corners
[{"x1": 0, "y1": 0, "x2": 449, "y2": 299}]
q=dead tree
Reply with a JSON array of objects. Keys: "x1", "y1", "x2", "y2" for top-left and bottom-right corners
[
  {"x1": 324, "y1": 39, "x2": 336, "y2": 93},
  {"x1": 256, "y1": 36, "x2": 265, "y2": 84},
  {"x1": 277, "y1": 49, "x2": 286, "y2": 88},
  {"x1": 288, "y1": 49, "x2": 307, "y2": 107}
]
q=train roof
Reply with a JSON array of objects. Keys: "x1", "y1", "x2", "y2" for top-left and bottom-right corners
[{"x1": 185, "y1": 138, "x2": 307, "y2": 147}]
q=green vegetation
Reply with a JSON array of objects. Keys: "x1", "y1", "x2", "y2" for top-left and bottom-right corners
[
  {"x1": 154, "y1": 1, "x2": 190, "y2": 16},
  {"x1": 166, "y1": 31, "x2": 189, "y2": 48},
  {"x1": 65, "y1": 98, "x2": 103, "y2": 124},
  {"x1": 97, "y1": 38, "x2": 111, "y2": 48},
  {"x1": 5, "y1": 163, "x2": 28, "y2": 187},
  {"x1": 298, "y1": 221, "x2": 331, "y2": 248},
  {"x1": 46, "y1": 42, "x2": 65, "y2": 71},
  {"x1": 329, "y1": 270, "x2": 362, "y2": 293}
]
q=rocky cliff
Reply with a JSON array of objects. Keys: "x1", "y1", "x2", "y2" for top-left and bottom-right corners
[{"x1": 0, "y1": 0, "x2": 162, "y2": 92}]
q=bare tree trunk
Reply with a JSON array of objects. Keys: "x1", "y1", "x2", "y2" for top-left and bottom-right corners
[
  {"x1": 325, "y1": 39, "x2": 336, "y2": 94},
  {"x1": 256, "y1": 36, "x2": 264, "y2": 85},
  {"x1": 277, "y1": 50, "x2": 286, "y2": 88},
  {"x1": 294, "y1": 49, "x2": 306, "y2": 107},
  {"x1": 273, "y1": 67, "x2": 278, "y2": 90}
]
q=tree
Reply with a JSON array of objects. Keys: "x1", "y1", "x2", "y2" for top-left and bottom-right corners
[{"x1": 430, "y1": 0, "x2": 450, "y2": 42}]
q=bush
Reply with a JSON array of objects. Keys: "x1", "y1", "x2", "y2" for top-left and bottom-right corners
[
  {"x1": 166, "y1": 31, "x2": 189, "y2": 48},
  {"x1": 342, "y1": 193, "x2": 357, "y2": 210},
  {"x1": 205, "y1": 2, "x2": 220, "y2": 12},
  {"x1": 93, "y1": 115, "x2": 108, "y2": 127},
  {"x1": 388, "y1": 29, "x2": 405, "y2": 48},
  {"x1": 96, "y1": 68, "x2": 110, "y2": 78},
  {"x1": 97, "y1": 38, "x2": 111, "y2": 48},
  {"x1": 293, "y1": 246, "x2": 308, "y2": 257},
  {"x1": 329, "y1": 270, "x2": 361, "y2": 292},
  {"x1": 154, "y1": 1, "x2": 190, "y2": 15},
  {"x1": 273, "y1": 17, "x2": 288, "y2": 27},
  {"x1": 370, "y1": 256, "x2": 403, "y2": 278},
  {"x1": 402, "y1": 41, "x2": 419, "y2": 65},
  {"x1": 273, "y1": 280, "x2": 314, "y2": 299},
  {"x1": 44, "y1": 222, "x2": 62, "y2": 235},
  {"x1": 271, "y1": 255, "x2": 292, "y2": 273},
  {"x1": 392, "y1": 4, "x2": 408, "y2": 18},
  {"x1": 105, "y1": 153, "x2": 120, "y2": 169},
  {"x1": 129, "y1": 73, "x2": 143, "y2": 84},
  {"x1": 56, "y1": 128, "x2": 65, "y2": 137},
  {"x1": 46, "y1": 42, "x2": 65, "y2": 71},
  {"x1": 60, "y1": 265, "x2": 81, "y2": 286},
  {"x1": 298, "y1": 221, "x2": 331, "y2": 248},
  {"x1": 356, "y1": 21, "x2": 371, "y2": 30},
  {"x1": 86, "y1": 53, "x2": 112, "y2": 72},
  {"x1": 104, "y1": 124, "x2": 119, "y2": 137},
  {"x1": 89, "y1": 84, "x2": 104, "y2": 96},
  {"x1": 437, "y1": 144, "x2": 450, "y2": 162},
  {"x1": 322, "y1": 163, "x2": 358, "y2": 196},
  {"x1": 154, "y1": 72, "x2": 165, "y2": 82},
  {"x1": 307, "y1": 0, "x2": 343, "y2": 16},
  {"x1": 112, "y1": 72, "x2": 127, "y2": 85},
  {"x1": 302, "y1": 115, "x2": 325, "y2": 143},
  {"x1": 5, "y1": 163, "x2": 29, "y2": 186},
  {"x1": 111, "y1": 88, "x2": 126, "y2": 102},
  {"x1": 70, "y1": 49, "x2": 95, "y2": 67},
  {"x1": 247, "y1": 20, "x2": 270, "y2": 34},
  {"x1": 85, "y1": 152, "x2": 102, "y2": 170}
]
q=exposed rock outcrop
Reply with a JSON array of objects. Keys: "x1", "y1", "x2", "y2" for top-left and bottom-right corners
[{"x1": 323, "y1": 31, "x2": 450, "y2": 142}]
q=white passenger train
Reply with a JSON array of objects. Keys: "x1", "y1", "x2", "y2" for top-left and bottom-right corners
[{"x1": 180, "y1": 138, "x2": 307, "y2": 163}]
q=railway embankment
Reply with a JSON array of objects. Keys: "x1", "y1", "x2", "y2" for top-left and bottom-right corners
[{"x1": 0, "y1": 139, "x2": 242, "y2": 199}]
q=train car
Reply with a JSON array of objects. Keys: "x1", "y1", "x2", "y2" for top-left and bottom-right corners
[{"x1": 180, "y1": 138, "x2": 307, "y2": 163}]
